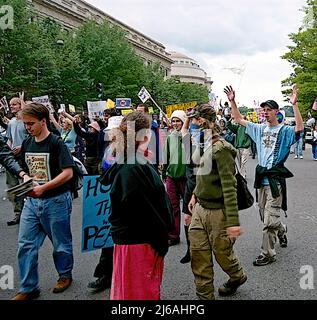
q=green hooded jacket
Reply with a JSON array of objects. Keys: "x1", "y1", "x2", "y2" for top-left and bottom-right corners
[{"x1": 226, "y1": 121, "x2": 252, "y2": 149}]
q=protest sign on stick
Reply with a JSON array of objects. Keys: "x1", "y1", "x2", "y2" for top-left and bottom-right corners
[
  {"x1": 138, "y1": 86, "x2": 169, "y2": 125},
  {"x1": 0, "y1": 96, "x2": 9, "y2": 114},
  {"x1": 87, "y1": 101, "x2": 107, "y2": 122},
  {"x1": 32, "y1": 95, "x2": 54, "y2": 113}
]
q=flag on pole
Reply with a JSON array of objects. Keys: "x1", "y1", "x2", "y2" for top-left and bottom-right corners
[
  {"x1": 0, "y1": 96, "x2": 9, "y2": 113},
  {"x1": 138, "y1": 86, "x2": 151, "y2": 103},
  {"x1": 312, "y1": 97, "x2": 317, "y2": 111}
]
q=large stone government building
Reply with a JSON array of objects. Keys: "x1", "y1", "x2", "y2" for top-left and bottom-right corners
[
  {"x1": 29, "y1": 0, "x2": 173, "y2": 76},
  {"x1": 170, "y1": 52, "x2": 213, "y2": 91},
  {"x1": 29, "y1": 0, "x2": 212, "y2": 89}
]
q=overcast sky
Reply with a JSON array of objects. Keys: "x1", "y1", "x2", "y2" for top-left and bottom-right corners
[{"x1": 86, "y1": 0, "x2": 306, "y2": 107}]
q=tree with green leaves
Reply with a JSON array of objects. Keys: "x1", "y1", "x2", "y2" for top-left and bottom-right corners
[
  {"x1": 282, "y1": 0, "x2": 317, "y2": 118},
  {"x1": 0, "y1": 0, "x2": 210, "y2": 113},
  {"x1": 74, "y1": 20, "x2": 147, "y2": 103},
  {"x1": 0, "y1": 0, "x2": 89, "y2": 110}
]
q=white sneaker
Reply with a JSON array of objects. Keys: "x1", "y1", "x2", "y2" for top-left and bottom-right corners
[
  {"x1": 300, "y1": 156, "x2": 303, "y2": 159},
  {"x1": 294, "y1": 155, "x2": 298, "y2": 159}
]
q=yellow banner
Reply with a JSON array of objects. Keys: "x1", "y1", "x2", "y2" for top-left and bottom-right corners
[
  {"x1": 121, "y1": 109, "x2": 133, "y2": 115},
  {"x1": 166, "y1": 101, "x2": 197, "y2": 118},
  {"x1": 247, "y1": 111, "x2": 258, "y2": 123},
  {"x1": 107, "y1": 99, "x2": 115, "y2": 109}
]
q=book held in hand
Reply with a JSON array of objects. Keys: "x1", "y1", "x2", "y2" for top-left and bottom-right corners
[{"x1": 5, "y1": 179, "x2": 34, "y2": 201}]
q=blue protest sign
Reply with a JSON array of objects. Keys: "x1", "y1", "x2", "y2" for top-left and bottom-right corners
[
  {"x1": 81, "y1": 176, "x2": 113, "y2": 252},
  {"x1": 277, "y1": 111, "x2": 284, "y2": 124},
  {"x1": 115, "y1": 98, "x2": 131, "y2": 109}
]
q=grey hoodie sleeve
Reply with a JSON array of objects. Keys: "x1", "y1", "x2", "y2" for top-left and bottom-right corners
[{"x1": 0, "y1": 135, "x2": 23, "y2": 176}]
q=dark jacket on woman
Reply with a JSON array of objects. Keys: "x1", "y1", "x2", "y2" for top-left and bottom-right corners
[{"x1": 99, "y1": 159, "x2": 174, "y2": 257}]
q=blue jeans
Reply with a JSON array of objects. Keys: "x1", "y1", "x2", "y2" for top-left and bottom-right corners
[
  {"x1": 294, "y1": 138, "x2": 303, "y2": 156},
  {"x1": 17, "y1": 191, "x2": 73, "y2": 293},
  {"x1": 312, "y1": 144, "x2": 317, "y2": 159}
]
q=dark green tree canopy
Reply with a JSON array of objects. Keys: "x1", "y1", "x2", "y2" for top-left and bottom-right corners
[
  {"x1": 282, "y1": 0, "x2": 317, "y2": 118},
  {"x1": 0, "y1": 0, "x2": 209, "y2": 112}
]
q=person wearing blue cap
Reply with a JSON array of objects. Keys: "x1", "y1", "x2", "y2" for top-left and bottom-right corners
[{"x1": 224, "y1": 85, "x2": 304, "y2": 266}]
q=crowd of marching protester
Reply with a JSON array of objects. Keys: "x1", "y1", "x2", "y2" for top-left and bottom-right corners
[{"x1": 0, "y1": 84, "x2": 315, "y2": 300}]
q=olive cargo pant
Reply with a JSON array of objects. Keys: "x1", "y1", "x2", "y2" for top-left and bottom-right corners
[
  {"x1": 258, "y1": 185, "x2": 287, "y2": 258},
  {"x1": 189, "y1": 203, "x2": 245, "y2": 300}
]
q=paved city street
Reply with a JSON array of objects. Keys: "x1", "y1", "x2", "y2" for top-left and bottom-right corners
[{"x1": 1, "y1": 147, "x2": 317, "y2": 300}]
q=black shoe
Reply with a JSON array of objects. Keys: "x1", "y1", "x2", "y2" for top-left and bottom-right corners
[
  {"x1": 7, "y1": 217, "x2": 20, "y2": 226},
  {"x1": 278, "y1": 226, "x2": 288, "y2": 248},
  {"x1": 218, "y1": 275, "x2": 247, "y2": 296},
  {"x1": 87, "y1": 276, "x2": 111, "y2": 293},
  {"x1": 180, "y1": 251, "x2": 190, "y2": 264},
  {"x1": 278, "y1": 234, "x2": 288, "y2": 248},
  {"x1": 253, "y1": 254, "x2": 276, "y2": 266}
]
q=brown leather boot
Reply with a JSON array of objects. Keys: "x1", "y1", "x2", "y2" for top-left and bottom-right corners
[
  {"x1": 52, "y1": 278, "x2": 72, "y2": 293},
  {"x1": 12, "y1": 289, "x2": 40, "y2": 300}
]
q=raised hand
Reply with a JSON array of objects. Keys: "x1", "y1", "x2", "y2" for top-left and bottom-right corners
[
  {"x1": 19, "y1": 91, "x2": 25, "y2": 102},
  {"x1": 19, "y1": 91, "x2": 26, "y2": 109},
  {"x1": 224, "y1": 86, "x2": 235, "y2": 102},
  {"x1": 290, "y1": 84, "x2": 298, "y2": 105}
]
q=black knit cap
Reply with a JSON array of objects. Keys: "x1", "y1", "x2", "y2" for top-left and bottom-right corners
[{"x1": 260, "y1": 100, "x2": 279, "y2": 110}]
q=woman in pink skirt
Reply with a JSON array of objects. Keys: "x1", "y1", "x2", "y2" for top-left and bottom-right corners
[{"x1": 99, "y1": 111, "x2": 173, "y2": 300}]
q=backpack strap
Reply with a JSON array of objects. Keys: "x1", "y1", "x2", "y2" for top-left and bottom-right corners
[{"x1": 211, "y1": 135, "x2": 221, "y2": 145}]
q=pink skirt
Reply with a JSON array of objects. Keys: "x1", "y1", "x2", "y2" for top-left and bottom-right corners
[{"x1": 110, "y1": 243, "x2": 164, "y2": 300}]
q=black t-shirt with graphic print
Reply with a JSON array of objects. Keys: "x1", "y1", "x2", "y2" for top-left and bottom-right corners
[{"x1": 21, "y1": 133, "x2": 75, "y2": 198}]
